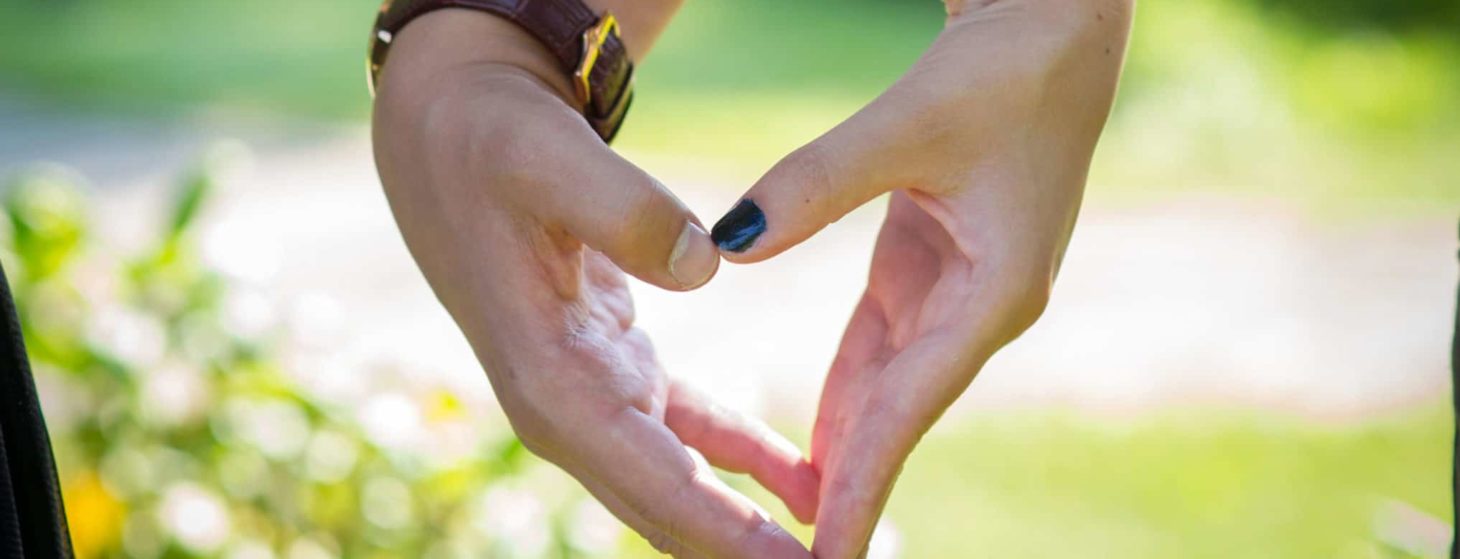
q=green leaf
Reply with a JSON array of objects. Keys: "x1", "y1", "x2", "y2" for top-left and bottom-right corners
[
  {"x1": 168, "y1": 166, "x2": 213, "y2": 239},
  {"x1": 2, "y1": 166, "x2": 88, "y2": 282}
]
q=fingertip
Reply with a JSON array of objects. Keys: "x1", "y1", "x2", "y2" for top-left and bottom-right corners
[
  {"x1": 710, "y1": 198, "x2": 767, "y2": 255},
  {"x1": 668, "y1": 220, "x2": 720, "y2": 290},
  {"x1": 759, "y1": 453, "x2": 820, "y2": 526},
  {"x1": 787, "y1": 459, "x2": 821, "y2": 525},
  {"x1": 712, "y1": 198, "x2": 799, "y2": 265},
  {"x1": 749, "y1": 429, "x2": 821, "y2": 525}
]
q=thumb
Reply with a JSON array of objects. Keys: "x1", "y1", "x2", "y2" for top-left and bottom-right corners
[
  {"x1": 536, "y1": 138, "x2": 721, "y2": 291},
  {"x1": 709, "y1": 105, "x2": 914, "y2": 263}
]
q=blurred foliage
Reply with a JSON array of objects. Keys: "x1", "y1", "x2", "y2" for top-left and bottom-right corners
[
  {"x1": 1083, "y1": 0, "x2": 1460, "y2": 212},
  {"x1": 1243, "y1": 0, "x2": 1460, "y2": 33},
  {"x1": 0, "y1": 156, "x2": 624, "y2": 558},
  {"x1": 0, "y1": 0, "x2": 373, "y2": 119},
  {"x1": 0, "y1": 0, "x2": 1454, "y2": 211}
]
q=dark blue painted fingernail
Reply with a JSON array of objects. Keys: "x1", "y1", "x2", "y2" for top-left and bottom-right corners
[{"x1": 710, "y1": 199, "x2": 766, "y2": 253}]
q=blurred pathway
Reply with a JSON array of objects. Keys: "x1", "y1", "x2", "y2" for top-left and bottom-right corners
[{"x1": 1, "y1": 100, "x2": 1453, "y2": 424}]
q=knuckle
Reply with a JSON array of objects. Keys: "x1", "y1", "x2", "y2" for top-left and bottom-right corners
[
  {"x1": 864, "y1": 390, "x2": 909, "y2": 423},
  {"x1": 557, "y1": 337, "x2": 656, "y2": 414},
  {"x1": 644, "y1": 530, "x2": 683, "y2": 556},
  {"x1": 728, "y1": 514, "x2": 778, "y2": 558},
  {"x1": 498, "y1": 398, "x2": 561, "y2": 459},
  {"x1": 605, "y1": 382, "x2": 656, "y2": 420},
  {"x1": 628, "y1": 467, "x2": 696, "y2": 542},
  {"x1": 620, "y1": 180, "x2": 684, "y2": 268},
  {"x1": 494, "y1": 374, "x2": 581, "y2": 460},
  {"x1": 1005, "y1": 276, "x2": 1053, "y2": 333},
  {"x1": 826, "y1": 473, "x2": 878, "y2": 512},
  {"x1": 656, "y1": 472, "x2": 698, "y2": 540},
  {"x1": 774, "y1": 143, "x2": 836, "y2": 205},
  {"x1": 603, "y1": 178, "x2": 660, "y2": 246},
  {"x1": 514, "y1": 429, "x2": 552, "y2": 458},
  {"x1": 475, "y1": 119, "x2": 551, "y2": 189},
  {"x1": 974, "y1": 260, "x2": 1056, "y2": 340}
]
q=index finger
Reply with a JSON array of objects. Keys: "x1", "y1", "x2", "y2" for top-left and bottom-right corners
[
  {"x1": 812, "y1": 335, "x2": 988, "y2": 559},
  {"x1": 664, "y1": 380, "x2": 821, "y2": 525},
  {"x1": 575, "y1": 407, "x2": 812, "y2": 559}
]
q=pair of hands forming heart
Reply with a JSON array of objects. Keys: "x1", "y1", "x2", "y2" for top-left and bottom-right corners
[{"x1": 372, "y1": 1, "x2": 1132, "y2": 556}]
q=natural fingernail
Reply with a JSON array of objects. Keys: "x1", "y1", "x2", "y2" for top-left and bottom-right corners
[
  {"x1": 669, "y1": 221, "x2": 719, "y2": 289},
  {"x1": 710, "y1": 199, "x2": 766, "y2": 253}
]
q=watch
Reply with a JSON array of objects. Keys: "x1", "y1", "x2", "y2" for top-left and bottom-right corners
[{"x1": 367, "y1": 0, "x2": 635, "y2": 143}]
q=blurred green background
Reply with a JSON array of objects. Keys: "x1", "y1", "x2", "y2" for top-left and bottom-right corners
[
  {"x1": 1, "y1": 0, "x2": 1456, "y2": 207},
  {"x1": 0, "y1": 0, "x2": 1454, "y2": 557}
]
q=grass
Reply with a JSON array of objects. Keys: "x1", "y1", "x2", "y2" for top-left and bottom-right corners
[
  {"x1": 887, "y1": 408, "x2": 1449, "y2": 557},
  {"x1": 612, "y1": 405, "x2": 1453, "y2": 558}
]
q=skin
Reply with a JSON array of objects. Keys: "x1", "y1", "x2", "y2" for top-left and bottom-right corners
[
  {"x1": 372, "y1": 5, "x2": 817, "y2": 558},
  {"x1": 372, "y1": 0, "x2": 1133, "y2": 556},
  {"x1": 716, "y1": 1, "x2": 1135, "y2": 557}
]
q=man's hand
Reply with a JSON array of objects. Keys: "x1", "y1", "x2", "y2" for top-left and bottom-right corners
[
  {"x1": 372, "y1": 10, "x2": 817, "y2": 557},
  {"x1": 708, "y1": 1, "x2": 1134, "y2": 556}
]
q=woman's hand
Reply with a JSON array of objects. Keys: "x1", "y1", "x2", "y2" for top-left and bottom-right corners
[
  {"x1": 708, "y1": 1, "x2": 1134, "y2": 556},
  {"x1": 372, "y1": 11, "x2": 817, "y2": 557}
]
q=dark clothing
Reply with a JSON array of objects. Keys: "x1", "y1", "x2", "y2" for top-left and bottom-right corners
[
  {"x1": 0, "y1": 264, "x2": 72, "y2": 559},
  {"x1": 1453, "y1": 220, "x2": 1459, "y2": 559}
]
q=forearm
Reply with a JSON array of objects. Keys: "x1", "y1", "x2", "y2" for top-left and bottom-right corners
[{"x1": 586, "y1": 0, "x2": 684, "y2": 61}]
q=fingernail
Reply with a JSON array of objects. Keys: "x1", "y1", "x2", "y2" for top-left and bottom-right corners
[
  {"x1": 710, "y1": 199, "x2": 766, "y2": 253},
  {"x1": 669, "y1": 221, "x2": 719, "y2": 289}
]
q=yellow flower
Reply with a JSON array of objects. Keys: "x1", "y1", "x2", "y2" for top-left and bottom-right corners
[
  {"x1": 425, "y1": 389, "x2": 465, "y2": 423},
  {"x1": 62, "y1": 471, "x2": 125, "y2": 559}
]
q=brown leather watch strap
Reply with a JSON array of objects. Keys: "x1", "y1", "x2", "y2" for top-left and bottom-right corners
[{"x1": 369, "y1": 0, "x2": 635, "y2": 142}]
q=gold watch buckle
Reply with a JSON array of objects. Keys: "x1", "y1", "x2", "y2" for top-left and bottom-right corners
[{"x1": 573, "y1": 13, "x2": 619, "y2": 107}]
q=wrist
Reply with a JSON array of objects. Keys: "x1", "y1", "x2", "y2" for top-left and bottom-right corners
[
  {"x1": 373, "y1": 1, "x2": 644, "y2": 141},
  {"x1": 379, "y1": 9, "x2": 581, "y2": 108}
]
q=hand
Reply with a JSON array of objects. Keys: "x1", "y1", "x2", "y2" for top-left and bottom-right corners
[
  {"x1": 708, "y1": 1, "x2": 1134, "y2": 556},
  {"x1": 372, "y1": 11, "x2": 818, "y2": 557}
]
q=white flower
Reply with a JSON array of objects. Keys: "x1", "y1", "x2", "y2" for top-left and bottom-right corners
[
  {"x1": 141, "y1": 363, "x2": 209, "y2": 427},
  {"x1": 158, "y1": 483, "x2": 231, "y2": 553},
  {"x1": 358, "y1": 392, "x2": 422, "y2": 450}
]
